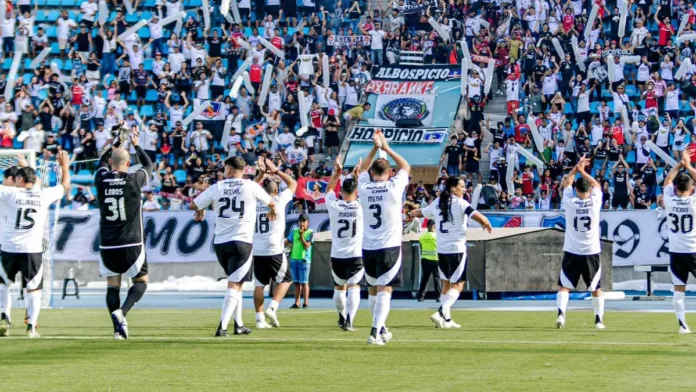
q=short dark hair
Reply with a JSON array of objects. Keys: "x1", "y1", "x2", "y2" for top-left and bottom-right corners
[
  {"x1": 370, "y1": 158, "x2": 390, "y2": 177},
  {"x1": 574, "y1": 177, "x2": 591, "y2": 193},
  {"x1": 262, "y1": 178, "x2": 278, "y2": 194},
  {"x1": 675, "y1": 173, "x2": 693, "y2": 193},
  {"x1": 17, "y1": 167, "x2": 37, "y2": 184},
  {"x1": 224, "y1": 157, "x2": 245, "y2": 171},
  {"x1": 342, "y1": 177, "x2": 357, "y2": 194},
  {"x1": 3, "y1": 166, "x2": 19, "y2": 180},
  {"x1": 298, "y1": 213, "x2": 309, "y2": 222}
]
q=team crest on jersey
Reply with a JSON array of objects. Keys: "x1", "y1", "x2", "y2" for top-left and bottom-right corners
[
  {"x1": 378, "y1": 98, "x2": 430, "y2": 122},
  {"x1": 201, "y1": 102, "x2": 222, "y2": 120}
]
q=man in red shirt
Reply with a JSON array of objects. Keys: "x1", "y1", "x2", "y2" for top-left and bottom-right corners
[
  {"x1": 71, "y1": 81, "x2": 85, "y2": 112},
  {"x1": 521, "y1": 165, "x2": 535, "y2": 195},
  {"x1": 249, "y1": 59, "x2": 262, "y2": 90},
  {"x1": 514, "y1": 115, "x2": 529, "y2": 144},
  {"x1": 656, "y1": 13, "x2": 674, "y2": 46},
  {"x1": 270, "y1": 29, "x2": 284, "y2": 51},
  {"x1": 611, "y1": 118, "x2": 625, "y2": 145}
]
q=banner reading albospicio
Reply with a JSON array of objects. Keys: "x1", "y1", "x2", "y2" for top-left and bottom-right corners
[{"x1": 54, "y1": 210, "x2": 669, "y2": 266}]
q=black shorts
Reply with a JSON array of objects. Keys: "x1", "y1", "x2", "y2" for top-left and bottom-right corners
[
  {"x1": 214, "y1": 240, "x2": 253, "y2": 282},
  {"x1": 331, "y1": 257, "x2": 365, "y2": 286},
  {"x1": 253, "y1": 254, "x2": 292, "y2": 286},
  {"x1": 239, "y1": 7, "x2": 251, "y2": 19},
  {"x1": 438, "y1": 253, "x2": 467, "y2": 283},
  {"x1": 265, "y1": 5, "x2": 280, "y2": 17},
  {"x1": 558, "y1": 252, "x2": 601, "y2": 291},
  {"x1": 135, "y1": 85, "x2": 147, "y2": 98},
  {"x1": 0, "y1": 251, "x2": 44, "y2": 290},
  {"x1": 612, "y1": 193, "x2": 629, "y2": 209},
  {"x1": 99, "y1": 244, "x2": 148, "y2": 279},
  {"x1": 670, "y1": 252, "x2": 696, "y2": 285},
  {"x1": 363, "y1": 246, "x2": 402, "y2": 287}
]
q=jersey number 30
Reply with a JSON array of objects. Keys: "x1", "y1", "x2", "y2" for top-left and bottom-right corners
[{"x1": 669, "y1": 213, "x2": 694, "y2": 234}]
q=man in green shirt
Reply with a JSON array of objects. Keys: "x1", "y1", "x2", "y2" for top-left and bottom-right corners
[
  {"x1": 286, "y1": 214, "x2": 314, "y2": 309},
  {"x1": 417, "y1": 220, "x2": 441, "y2": 302}
]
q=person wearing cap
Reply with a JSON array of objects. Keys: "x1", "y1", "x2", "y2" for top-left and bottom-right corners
[
  {"x1": 286, "y1": 214, "x2": 314, "y2": 309},
  {"x1": 416, "y1": 220, "x2": 441, "y2": 302},
  {"x1": 467, "y1": 69, "x2": 483, "y2": 99}
]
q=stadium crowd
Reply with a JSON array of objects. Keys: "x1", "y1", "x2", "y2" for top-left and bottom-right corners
[{"x1": 0, "y1": 0, "x2": 693, "y2": 212}]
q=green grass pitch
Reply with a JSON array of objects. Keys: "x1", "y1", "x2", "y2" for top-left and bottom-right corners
[{"x1": 2, "y1": 308, "x2": 695, "y2": 391}]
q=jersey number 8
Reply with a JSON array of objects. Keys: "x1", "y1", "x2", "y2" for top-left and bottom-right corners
[{"x1": 668, "y1": 213, "x2": 694, "y2": 234}]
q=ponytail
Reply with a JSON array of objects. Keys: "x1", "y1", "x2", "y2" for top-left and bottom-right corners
[{"x1": 439, "y1": 177, "x2": 460, "y2": 223}]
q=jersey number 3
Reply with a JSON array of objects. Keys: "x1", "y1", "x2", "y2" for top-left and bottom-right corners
[{"x1": 368, "y1": 204, "x2": 382, "y2": 229}]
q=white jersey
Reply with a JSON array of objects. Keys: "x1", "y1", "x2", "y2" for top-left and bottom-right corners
[
  {"x1": 358, "y1": 170, "x2": 409, "y2": 250},
  {"x1": 421, "y1": 196, "x2": 476, "y2": 254},
  {"x1": 0, "y1": 185, "x2": 64, "y2": 253},
  {"x1": 562, "y1": 186, "x2": 602, "y2": 255},
  {"x1": 192, "y1": 178, "x2": 272, "y2": 244},
  {"x1": 326, "y1": 191, "x2": 363, "y2": 258},
  {"x1": 253, "y1": 189, "x2": 293, "y2": 256},
  {"x1": 663, "y1": 184, "x2": 696, "y2": 253}
]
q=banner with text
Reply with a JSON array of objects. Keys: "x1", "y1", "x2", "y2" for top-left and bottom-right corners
[
  {"x1": 326, "y1": 35, "x2": 371, "y2": 47},
  {"x1": 53, "y1": 211, "x2": 333, "y2": 263},
  {"x1": 375, "y1": 94, "x2": 436, "y2": 126},
  {"x1": 372, "y1": 65, "x2": 460, "y2": 81},
  {"x1": 347, "y1": 126, "x2": 448, "y2": 144},
  {"x1": 364, "y1": 81, "x2": 435, "y2": 95}
]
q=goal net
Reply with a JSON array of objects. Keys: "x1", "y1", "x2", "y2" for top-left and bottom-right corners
[{"x1": 0, "y1": 150, "x2": 62, "y2": 308}]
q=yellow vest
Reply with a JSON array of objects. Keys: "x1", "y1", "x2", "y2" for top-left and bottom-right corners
[{"x1": 419, "y1": 231, "x2": 438, "y2": 262}]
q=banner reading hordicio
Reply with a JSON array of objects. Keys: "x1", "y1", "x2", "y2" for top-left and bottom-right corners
[
  {"x1": 364, "y1": 81, "x2": 435, "y2": 94},
  {"x1": 348, "y1": 126, "x2": 448, "y2": 143}
]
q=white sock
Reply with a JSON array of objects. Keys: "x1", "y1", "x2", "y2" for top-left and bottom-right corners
[
  {"x1": 372, "y1": 291, "x2": 391, "y2": 332},
  {"x1": 220, "y1": 289, "x2": 238, "y2": 331},
  {"x1": 255, "y1": 312, "x2": 265, "y2": 323},
  {"x1": 440, "y1": 289, "x2": 459, "y2": 321},
  {"x1": 233, "y1": 291, "x2": 244, "y2": 327},
  {"x1": 269, "y1": 300, "x2": 279, "y2": 312},
  {"x1": 592, "y1": 295, "x2": 605, "y2": 324},
  {"x1": 674, "y1": 291, "x2": 688, "y2": 329},
  {"x1": 333, "y1": 289, "x2": 347, "y2": 319},
  {"x1": 368, "y1": 294, "x2": 376, "y2": 314},
  {"x1": 556, "y1": 291, "x2": 569, "y2": 317},
  {"x1": 0, "y1": 284, "x2": 9, "y2": 315},
  {"x1": 26, "y1": 290, "x2": 41, "y2": 326},
  {"x1": 346, "y1": 287, "x2": 360, "y2": 324}
]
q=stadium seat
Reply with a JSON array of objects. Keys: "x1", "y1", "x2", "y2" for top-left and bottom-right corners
[
  {"x1": 173, "y1": 169, "x2": 187, "y2": 184},
  {"x1": 143, "y1": 59, "x2": 153, "y2": 72},
  {"x1": 2, "y1": 58, "x2": 11, "y2": 71},
  {"x1": 61, "y1": 0, "x2": 75, "y2": 6},
  {"x1": 187, "y1": 0, "x2": 202, "y2": 7},
  {"x1": 142, "y1": 12, "x2": 153, "y2": 20},
  {"x1": 144, "y1": 0, "x2": 157, "y2": 7},
  {"x1": 625, "y1": 85, "x2": 638, "y2": 98},
  {"x1": 145, "y1": 89, "x2": 158, "y2": 102},
  {"x1": 63, "y1": 60, "x2": 73, "y2": 71},
  {"x1": 51, "y1": 59, "x2": 64, "y2": 70},
  {"x1": 47, "y1": 0, "x2": 61, "y2": 6},
  {"x1": 140, "y1": 105, "x2": 154, "y2": 117},
  {"x1": 50, "y1": 42, "x2": 61, "y2": 54},
  {"x1": 22, "y1": 73, "x2": 32, "y2": 85},
  {"x1": 125, "y1": 13, "x2": 139, "y2": 23},
  {"x1": 138, "y1": 29, "x2": 151, "y2": 40},
  {"x1": 35, "y1": 11, "x2": 48, "y2": 22},
  {"x1": 47, "y1": 10, "x2": 60, "y2": 21}
]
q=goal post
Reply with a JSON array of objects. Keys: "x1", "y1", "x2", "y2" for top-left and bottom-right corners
[{"x1": 0, "y1": 149, "x2": 62, "y2": 308}]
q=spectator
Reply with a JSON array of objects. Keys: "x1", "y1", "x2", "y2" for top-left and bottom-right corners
[
  {"x1": 287, "y1": 213, "x2": 314, "y2": 309},
  {"x1": 416, "y1": 220, "x2": 441, "y2": 302}
]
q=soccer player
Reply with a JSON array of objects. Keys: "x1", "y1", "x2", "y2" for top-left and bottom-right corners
[
  {"x1": 409, "y1": 176, "x2": 493, "y2": 329},
  {"x1": 95, "y1": 132, "x2": 153, "y2": 339},
  {"x1": 190, "y1": 157, "x2": 277, "y2": 337},
  {"x1": 556, "y1": 155, "x2": 605, "y2": 330},
  {"x1": 325, "y1": 156, "x2": 364, "y2": 331},
  {"x1": 0, "y1": 165, "x2": 21, "y2": 336},
  {"x1": 358, "y1": 131, "x2": 409, "y2": 345},
  {"x1": 0, "y1": 151, "x2": 70, "y2": 337},
  {"x1": 662, "y1": 151, "x2": 696, "y2": 333},
  {"x1": 252, "y1": 158, "x2": 296, "y2": 329}
]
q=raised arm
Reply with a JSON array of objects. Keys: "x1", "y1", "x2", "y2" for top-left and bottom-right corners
[
  {"x1": 57, "y1": 150, "x2": 71, "y2": 195},
  {"x1": 679, "y1": 150, "x2": 695, "y2": 184},
  {"x1": 378, "y1": 131, "x2": 410, "y2": 174},
  {"x1": 360, "y1": 131, "x2": 382, "y2": 173},
  {"x1": 265, "y1": 158, "x2": 297, "y2": 193},
  {"x1": 575, "y1": 155, "x2": 601, "y2": 189}
]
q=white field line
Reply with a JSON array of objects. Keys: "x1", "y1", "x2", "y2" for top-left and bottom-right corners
[{"x1": 3, "y1": 335, "x2": 694, "y2": 347}]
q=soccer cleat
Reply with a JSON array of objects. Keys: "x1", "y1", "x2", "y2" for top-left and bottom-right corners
[
  {"x1": 0, "y1": 313, "x2": 11, "y2": 337},
  {"x1": 256, "y1": 321, "x2": 272, "y2": 329},
  {"x1": 302, "y1": 304, "x2": 308, "y2": 309},
  {"x1": 113, "y1": 332, "x2": 125, "y2": 340},
  {"x1": 679, "y1": 326, "x2": 692, "y2": 334},
  {"x1": 595, "y1": 322, "x2": 606, "y2": 330},
  {"x1": 380, "y1": 327, "x2": 393, "y2": 343},
  {"x1": 111, "y1": 309, "x2": 129, "y2": 339},
  {"x1": 342, "y1": 322, "x2": 357, "y2": 332},
  {"x1": 337, "y1": 313, "x2": 346, "y2": 328},
  {"x1": 214, "y1": 323, "x2": 228, "y2": 337},
  {"x1": 289, "y1": 304, "x2": 300, "y2": 309},
  {"x1": 430, "y1": 311, "x2": 446, "y2": 328},
  {"x1": 26, "y1": 324, "x2": 40, "y2": 338},
  {"x1": 555, "y1": 315, "x2": 566, "y2": 329},
  {"x1": 264, "y1": 307, "x2": 280, "y2": 328},
  {"x1": 444, "y1": 320, "x2": 462, "y2": 329},
  {"x1": 367, "y1": 335, "x2": 385, "y2": 346},
  {"x1": 234, "y1": 326, "x2": 253, "y2": 335}
]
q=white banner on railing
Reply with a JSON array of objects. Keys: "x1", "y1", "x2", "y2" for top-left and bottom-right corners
[
  {"x1": 54, "y1": 210, "x2": 667, "y2": 266},
  {"x1": 54, "y1": 211, "x2": 332, "y2": 263}
]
